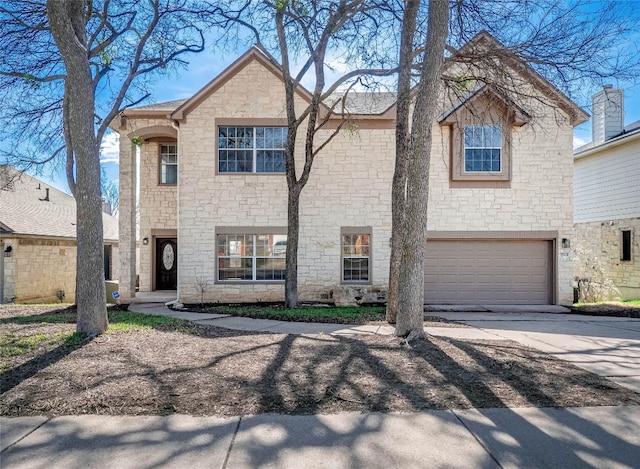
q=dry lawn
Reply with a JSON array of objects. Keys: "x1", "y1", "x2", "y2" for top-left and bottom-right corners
[{"x1": 2, "y1": 305, "x2": 639, "y2": 417}]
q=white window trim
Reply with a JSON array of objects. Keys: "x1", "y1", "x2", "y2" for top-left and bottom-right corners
[
  {"x1": 217, "y1": 126, "x2": 287, "y2": 174},
  {"x1": 216, "y1": 228, "x2": 287, "y2": 283},
  {"x1": 463, "y1": 125, "x2": 502, "y2": 174},
  {"x1": 341, "y1": 226, "x2": 372, "y2": 284}
]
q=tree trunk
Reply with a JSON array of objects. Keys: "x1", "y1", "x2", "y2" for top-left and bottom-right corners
[
  {"x1": 395, "y1": 0, "x2": 449, "y2": 340},
  {"x1": 285, "y1": 184, "x2": 301, "y2": 308},
  {"x1": 47, "y1": 0, "x2": 108, "y2": 335},
  {"x1": 387, "y1": 0, "x2": 420, "y2": 324}
]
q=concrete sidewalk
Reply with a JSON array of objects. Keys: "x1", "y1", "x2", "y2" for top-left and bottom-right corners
[{"x1": 2, "y1": 406, "x2": 639, "y2": 468}]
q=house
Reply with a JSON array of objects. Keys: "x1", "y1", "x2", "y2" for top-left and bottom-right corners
[
  {"x1": 0, "y1": 166, "x2": 119, "y2": 303},
  {"x1": 574, "y1": 86, "x2": 640, "y2": 300},
  {"x1": 114, "y1": 32, "x2": 587, "y2": 306}
]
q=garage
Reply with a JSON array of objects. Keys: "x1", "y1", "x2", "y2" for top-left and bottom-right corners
[{"x1": 424, "y1": 240, "x2": 553, "y2": 304}]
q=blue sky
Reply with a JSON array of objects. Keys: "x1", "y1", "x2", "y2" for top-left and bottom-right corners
[{"x1": 36, "y1": 43, "x2": 640, "y2": 194}]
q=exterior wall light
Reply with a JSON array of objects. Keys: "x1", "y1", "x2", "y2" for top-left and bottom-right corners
[
  {"x1": 142, "y1": 237, "x2": 149, "y2": 245},
  {"x1": 3, "y1": 245, "x2": 12, "y2": 257},
  {"x1": 561, "y1": 238, "x2": 570, "y2": 249}
]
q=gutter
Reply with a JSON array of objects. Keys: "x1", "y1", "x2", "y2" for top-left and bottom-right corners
[{"x1": 574, "y1": 128, "x2": 640, "y2": 160}]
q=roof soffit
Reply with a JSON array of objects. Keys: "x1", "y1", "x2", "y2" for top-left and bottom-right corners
[{"x1": 439, "y1": 85, "x2": 531, "y2": 126}]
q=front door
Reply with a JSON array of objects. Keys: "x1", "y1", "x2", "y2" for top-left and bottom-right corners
[{"x1": 156, "y1": 238, "x2": 177, "y2": 290}]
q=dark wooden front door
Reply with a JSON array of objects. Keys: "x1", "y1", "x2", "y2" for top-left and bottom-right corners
[{"x1": 156, "y1": 238, "x2": 177, "y2": 290}]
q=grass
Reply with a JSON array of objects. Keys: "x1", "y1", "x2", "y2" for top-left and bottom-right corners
[
  {"x1": 573, "y1": 300, "x2": 640, "y2": 307},
  {"x1": 0, "y1": 308, "x2": 188, "y2": 365},
  {"x1": 0, "y1": 331, "x2": 78, "y2": 358},
  {"x1": 107, "y1": 311, "x2": 187, "y2": 332},
  {"x1": 0, "y1": 331, "x2": 85, "y2": 371},
  {"x1": 197, "y1": 304, "x2": 387, "y2": 324},
  {"x1": 0, "y1": 308, "x2": 185, "y2": 330}
]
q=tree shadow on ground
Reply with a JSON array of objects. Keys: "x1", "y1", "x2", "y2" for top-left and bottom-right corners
[{"x1": 0, "y1": 334, "x2": 91, "y2": 394}]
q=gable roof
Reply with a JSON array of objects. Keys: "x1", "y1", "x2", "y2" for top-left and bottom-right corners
[
  {"x1": 171, "y1": 47, "x2": 321, "y2": 121},
  {"x1": 438, "y1": 85, "x2": 531, "y2": 126},
  {"x1": 574, "y1": 119, "x2": 640, "y2": 159},
  {"x1": 326, "y1": 91, "x2": 397, "y2": 117},
  {"x1": 0, "y1": 166, "x2": 118, "y2": 241},
  {"x1": 121, "y1": 31, "x2": 587, "y2": 127},
  {"x1": 450, "y1": 31, "x2": 589, "y2": 127}
]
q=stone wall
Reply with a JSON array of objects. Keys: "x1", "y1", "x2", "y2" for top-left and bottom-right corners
[
  {"x1": 428, "y1": 100, "x2": 575, "y2": 305},
  {"x1": 4, "y1": 237, "x2": 77, "y2": 303},
  {"x1": 574, "y1": 217, "x2": 640, "y2": 300},
  {"x1": 121, "y1": 56, "x2": 577, "y2": 305},
  {"x1": 172, "y1": 58, "x2": 574, "y2": 304},
  {"x1": 138, "y1": 141, "x2": 178, "y2": 291},
  {"x1": 176, "y1": 59, "x2": 395, "y2": 303}
]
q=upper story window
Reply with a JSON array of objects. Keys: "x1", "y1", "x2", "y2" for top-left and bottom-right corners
[
  {"x1": 218, "y1": 126, "x2": 287, "y2": 173},
  {"x1": 439, "y1": 88, "x2": 530, "y2": 187},
  {"x1": 160, "y1": 144, "x2": 178, "y2": 184},
  {"x1": 464, "y1": 125, "x2": 501, "y2": 172}
]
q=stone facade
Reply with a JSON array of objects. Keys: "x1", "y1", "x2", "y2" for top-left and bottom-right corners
[
  {"x1": 1, "y1": 237, "x2": 120, "y2": 304},
  {"x1": 1, "y1": 237, "x2": 118, "y2": 304},
  {"x1": 574, "y1": 217, "x2": 640, "y2": 300},
  {"x1": 119, "y1": 46, "x2": 582, "y2": 306}
]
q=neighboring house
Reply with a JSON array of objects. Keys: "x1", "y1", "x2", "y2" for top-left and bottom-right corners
[
  {"x1": 0, "y1": 166, "x2": 119, "y2": 303},
  {"x1": 574, "y1": 86, "x2": 640, "y2": 300},
  {"x1": 114, "y1": 32, "x2": 587, "y2": 306}
]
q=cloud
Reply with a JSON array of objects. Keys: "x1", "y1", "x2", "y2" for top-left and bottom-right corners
[
  {"x1": 100, "y1": 131, "x2": 120, "y2": 164},
  {"x1": 573, "y1": 136, "x2": 588, "y2": 149}
]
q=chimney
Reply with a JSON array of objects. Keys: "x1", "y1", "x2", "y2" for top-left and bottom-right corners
[
  {"x1": 592, "y1": 85, "x2": 624, "y2": 144},
  {"x1": 102, "y1": 199, "x2": 112, "y2": 215}
]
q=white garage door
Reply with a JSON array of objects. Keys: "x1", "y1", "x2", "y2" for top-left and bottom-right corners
[{"x1": 424, "y1": 240, "x2": 552, "y2": 304}]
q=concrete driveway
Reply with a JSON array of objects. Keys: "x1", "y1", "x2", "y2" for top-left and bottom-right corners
[{"x1": 430, "y1": 310, "x2": 640, "y2": 393}]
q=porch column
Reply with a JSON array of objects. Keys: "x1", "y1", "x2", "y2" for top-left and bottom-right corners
[{"x1": 118, "y1": 126, "x2": 137, "y2": 303}]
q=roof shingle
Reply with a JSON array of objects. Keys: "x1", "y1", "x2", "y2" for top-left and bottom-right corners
[{"x1": 0, "y1": 166, "x2": 118, "y2": 241}]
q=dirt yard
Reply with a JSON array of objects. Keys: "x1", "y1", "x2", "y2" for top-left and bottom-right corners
[{"x1": 2, "y1": 305, "x2": 639, "y2": 417}]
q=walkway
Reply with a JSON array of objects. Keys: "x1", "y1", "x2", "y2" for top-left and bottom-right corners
[{"x1": 3, "y1": 407, "x2": 639, "y2": 468}]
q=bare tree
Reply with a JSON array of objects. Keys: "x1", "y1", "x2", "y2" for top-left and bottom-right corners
[
  {"x1": 101, "y1": 168, "x2": 119, "y2": 216},
  {"x1": 1, "y1": 0, "x2": 209, "y2": 335},
  {"x1": 394, "y1": 0, "x2": 449, "y2": 340},
  {"x1": 212, "y1": 0, "x2": 397, "y2": 308},
  {"x1": 386, "y1": 0, "x2": 420, "y2": 324},
  {"x1": 388, "y1": 0, "x2": 640, "y2": 339}
]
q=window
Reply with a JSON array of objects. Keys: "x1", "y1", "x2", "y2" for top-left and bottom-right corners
[
  {"x1": 160, "y1": 144, "x2": 177, "y2": 184},
  {"x1": 438, "y1": 88, "x2": 530, "y2": 186},
  {"x1": 464, "y1": 125, "x2": 501, "y2": 172},
  {"x1": 218, "y1": 126, "x2": 287, "y2": 173},
  {"x1": 217, "y1": 230, "x2": 286, "y2": 281},
  {"x1": 621, "y1": 230, "x2": 632, "y2": 261},
  {"x1": 341, "y1": 227, "x2": 371, "y2": 283}
]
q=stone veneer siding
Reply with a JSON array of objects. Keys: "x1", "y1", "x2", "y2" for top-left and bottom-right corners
[
  {"x1": 574, "y1": 217, "x2": 640, "y2": 300},
  {"x1": 138, "y1": 141, "x2": 178, "y2": 291},
  {"x1": 121, "y1": 58, "x2": 576, "y2": 305},
  {"x1": 172, "y1": 60, "x2": 574, "y2": 305},
  {"x1": 2, "y1": 237, "x2": 77, "y2": 303}
]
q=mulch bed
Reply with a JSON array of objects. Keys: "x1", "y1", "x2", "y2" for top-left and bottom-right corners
[
  {"x1": 571, "y1": 302, "x2": 640, "y2": 318},
  {"x1": 1, "y1": 305, "x2": 639, "y2": 417},
  {"x1": 181, "y1": 303, "x2": 471, "y2": 328}
]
